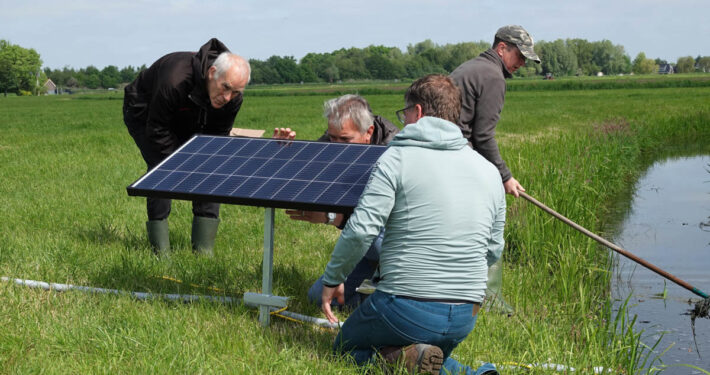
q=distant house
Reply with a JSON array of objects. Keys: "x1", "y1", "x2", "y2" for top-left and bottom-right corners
[
  {"x1": 43, "y1": 79, "x2": 57, "y2": 95},
  {"x1": 658, "y1": 64, "x2": 675, "y2": 74}
]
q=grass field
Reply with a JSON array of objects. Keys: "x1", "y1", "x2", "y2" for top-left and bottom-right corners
[{"x1": 1, "y1": 77, "x2": 709, "y2": 373}]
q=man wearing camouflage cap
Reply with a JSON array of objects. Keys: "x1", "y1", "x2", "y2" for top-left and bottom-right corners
[{"x1": 450, "y1": 25, "x2": 540, "y2": 314}]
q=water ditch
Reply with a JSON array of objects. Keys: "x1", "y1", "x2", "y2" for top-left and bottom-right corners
[{"x1": 612, "y1": 155, "x2": 710, "y2": 372}]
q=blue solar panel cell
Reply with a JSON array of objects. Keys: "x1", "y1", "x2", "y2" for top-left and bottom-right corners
[
  {"x1": 174, "y1": 172, "x2": 208, "y2": 192},
  {"x1": 318, "y1": 183, "x2": 352, "y2": 205},
  {"x1": 159, "y1": 152, "x2": 190, "y2": 171},
  {"x1": 235, "y1": 140, "x2": 266, "y2": 157},
  {"x1": 318, "y1": 163, "x2": 347, "y2": 181},
  {"x1": 254, "y1": 140, "x2": 286, "y2": 159},
  {"x1": 254, "y1": 159, "x2": 285, "y2": 178},
  {"x1": 339, "y1": 185, "x2": 364, "y2": 207},
  {"x1": 338, "y1": 164, "x2": 370, "y2": 184},
  {"x1": 334, "y1": 146, "x2": 364, "y2": 163},
  {"x1": 272, "y1": 180, "x2": 308, "y2": 201},
  {"x1": 179, "y1": 136, "x2": 211, "y2": 154},
  {"x1": 215, "y1": 156, "x2": 248, "y2": 175},
  {"x1": 293, "y1": 143, "x2": 326, "y2": 161},
  {"x1": 234, "y1": 158, "x2": 266, "y2": 176},
  {"x1": 178, "y1": 153, "x2": 211, "y2": 172},
  {"x1": 137, "y1": 169, "x2": 171, "y2": 189},
  {"x1": 196, "y1": 155, "x2": 229, "y2": 173},
  {"x1": 153, "y1": 171, "x2": 189, "y2": 191},
  {"x1": 215, "y1": 138, "x2": 246, "y2": 156},
  {"x1": 211, "y1": 175, "x2": 247, "y2": 196},
  {"x1": 234, "y1": 177, "x2": 268, "y2": 196},
  {"x1": 354, "y1": 150, "x2": 383, "y2": 165},
  {"x1": 205, "y1": 136, "x2": 232, "y2": 153},
  {"x1": 127, "y1": 135, "x2": 387, "y2": 212},
  {"x1": 274, "y1": 159, "x2": 307, "y2": 179},
  {"x1": 273, "y1": 142, "x2": 306, "y2": 160},
  {"x1": 312, "y1": 143, "x2": 344, "y2": 162},
  {"x1": 295, "y1": 161, "x2": 329, "y2": 180},
  {"x1": 253, "y1": 178, "x2": 285, "y2": 198},
  {"x1": 295, "y1": 181, "x2": 332, "y2": 203},
  {"x1": 194, "y1": 174, "x2": 228, "y2": 193}
]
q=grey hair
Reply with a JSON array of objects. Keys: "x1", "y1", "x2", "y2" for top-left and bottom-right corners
[
  {"x1": 322, "y1": 94, "x2": 374, "y2": 133},
  {"x1": 212, "y1": 52, "x2": 252, "y2": 83}
]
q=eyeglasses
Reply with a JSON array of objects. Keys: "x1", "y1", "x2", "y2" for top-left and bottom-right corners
[{"x1": 396, "y1": 105, "x2": 414, "y2": 124}]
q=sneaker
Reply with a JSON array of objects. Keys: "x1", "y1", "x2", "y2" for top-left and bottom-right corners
[{"x1": 380, "y1": 343, "x2": 444, "y2": 374}]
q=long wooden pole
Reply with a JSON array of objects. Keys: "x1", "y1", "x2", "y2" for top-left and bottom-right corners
[{"x1": 519, "y1": 191, "x2": 709, "y2": 299}]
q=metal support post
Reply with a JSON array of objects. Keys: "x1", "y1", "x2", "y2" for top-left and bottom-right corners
[{"x1": 259, "y1": 207, "x2": 276, "y2": 326}]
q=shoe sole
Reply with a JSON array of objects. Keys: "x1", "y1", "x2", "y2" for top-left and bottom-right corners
[{"x1": 417, "y1": 345, "x2": 444, "y2": 374}]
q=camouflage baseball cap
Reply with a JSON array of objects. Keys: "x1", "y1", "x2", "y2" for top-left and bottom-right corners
[{"x1": 495, "y1": 25, "x2": 541, "y2": 63}]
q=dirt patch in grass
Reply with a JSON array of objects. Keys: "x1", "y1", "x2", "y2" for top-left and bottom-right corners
[{"x1": 592, "y1": 117, "x2": 633, "y2": 137}]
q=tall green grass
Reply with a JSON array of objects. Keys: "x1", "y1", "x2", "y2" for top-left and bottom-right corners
[
  {"x1": 0, "y1": 84, "x2": 708, "y2": 373},
  {"x1": 242, "y1": 74, "x2": 710, "y2": 96}
]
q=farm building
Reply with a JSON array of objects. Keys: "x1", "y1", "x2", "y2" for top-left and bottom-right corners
[
  {"x1": 658, "y1": 64, "x2": 675, "y2": 74},
  {"x1": 43, "y1": 79, "x2": 57, "y2": 95}
]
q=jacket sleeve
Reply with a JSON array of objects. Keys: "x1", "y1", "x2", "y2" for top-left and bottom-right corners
[
  {"x1": 145, "y1": 85, "x2": 182, "y2": 158},
  {"x1": 486, "y1": 185, "x2": 507, "y2": 266},
  {"x1": 466, "y1": 75, "x2": 512, "y2": 183},
  {"x1": 322, "y1": 148, "x2": 399, "y2": 285}
]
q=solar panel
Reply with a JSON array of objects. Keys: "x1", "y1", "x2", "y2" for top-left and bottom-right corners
[{"x1": 127, "y1": 135, "x2": 388, "y2": 213}]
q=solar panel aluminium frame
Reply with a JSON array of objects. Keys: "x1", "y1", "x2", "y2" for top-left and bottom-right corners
[{"x1": 126, "y1": 135, "x2": 387, "y2": 213}]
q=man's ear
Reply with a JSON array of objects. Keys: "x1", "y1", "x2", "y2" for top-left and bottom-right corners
[
  {"x1": 208, "y1": 66, "x2": 217, "y2": 80},
  {"x1": 414, "y1": 104, "x2": 424, "y2": 120},
  {"x1": 364, "y1": 124, "x2": 375, "y2": 143},
  {"x1": 495, "y1": 41, "x2": 507, "y2": 57}
]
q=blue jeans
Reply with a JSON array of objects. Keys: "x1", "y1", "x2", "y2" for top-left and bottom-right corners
[
  {"x1": 308, "y1": 229, "x2": 384, "y2": 308},
  {"x1": 333, "y1": 291, "x2": 498, "y2": 375}
]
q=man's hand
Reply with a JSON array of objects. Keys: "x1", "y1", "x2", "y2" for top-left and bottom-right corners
[
  {"x1": 285, "y1": 209, "x2": 327, "y2": 224},
  {"x1": 273, "y1": 127, "x2": 296, "y2": 140},
  {"x1": 503, "y1": 177, "x2": 525, "y2": 198},
  {"x1": 321, "y1": 283, "x2": 345, "y2": 323}
]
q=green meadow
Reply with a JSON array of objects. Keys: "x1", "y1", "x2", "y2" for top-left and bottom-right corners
[{"x1": 1, "y1": 76, "x2": 709, "y2": 374}]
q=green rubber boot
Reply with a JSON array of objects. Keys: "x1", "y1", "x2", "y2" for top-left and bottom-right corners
[
  {"x1": 146, "y1": 219, "x2": 170, "y2": 255},
  {"x1": 485, "y1": 261, "x2": 514, "y2": 316},
  {"x1": 191, "y1": 216, "x2": 220, "y2": 256}
]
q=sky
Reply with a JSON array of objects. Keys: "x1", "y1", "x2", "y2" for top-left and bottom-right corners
[{"x1": 1, "y1": 0, "x2": 707, "y2": 70}]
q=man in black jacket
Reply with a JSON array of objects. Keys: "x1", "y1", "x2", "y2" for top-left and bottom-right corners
[{"x1": 123, "y1": 38, "x2": 250, "y2": 255}]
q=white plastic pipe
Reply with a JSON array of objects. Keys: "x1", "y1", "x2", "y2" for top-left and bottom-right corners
[
  {"x1": 1, "y1": 277, "x2": 340, "y2": 329},
  {"x1": 1, "y1": 277, "x2": 238, "y2": 304}
]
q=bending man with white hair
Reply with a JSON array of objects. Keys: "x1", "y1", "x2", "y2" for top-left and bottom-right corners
[
  {"x1": 274, "y1": 94, "x2": 399, "y2": 308},
  {"x1": 123, "y1": 38, "x2": 250, "y2": 256}
]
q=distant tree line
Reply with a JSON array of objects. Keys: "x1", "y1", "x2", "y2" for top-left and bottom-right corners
[
  {"x1": 248, "y1": 39, "x2": 710, "y2": 84},
  {"x1": 42, "y1": 64, "x2": 145, "y2": 91},
  {"x1": 2, "y1": 38, "x2": 710, "y2": 96}
]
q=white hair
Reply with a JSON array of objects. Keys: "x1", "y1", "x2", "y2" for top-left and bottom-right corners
[
  {"x1": 212, "y1": 52, "x2": 251, "y2": 83},
  {"x1": 323, "y1": 94, "x2": 374, "y2": 133}
]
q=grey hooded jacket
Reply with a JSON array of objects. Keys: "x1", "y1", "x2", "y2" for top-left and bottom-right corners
[{"x1": 322, "y1": 116, "x2": 506, "y2": 303}]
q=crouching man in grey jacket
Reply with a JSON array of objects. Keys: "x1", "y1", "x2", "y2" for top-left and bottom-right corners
[{"x1": 320, "y1": 75, "x2": 505, "y2": 375}]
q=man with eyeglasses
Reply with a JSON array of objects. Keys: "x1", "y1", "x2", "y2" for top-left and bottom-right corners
[
  {"x1": 123, "y1": 38, "x2": 251, "y2": 256},
  {"x1": 273, "y1": 94, "x2": 399, "y2": 308},
  {"x1": 321, "y1": 74, "x2": 504, "y2": 375},
  {"x1": 450, "y1": 25, "x2": 541, "y2": 314}
]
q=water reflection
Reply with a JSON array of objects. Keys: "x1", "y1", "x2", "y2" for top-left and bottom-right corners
[{"x1": 613, "y1": 155, "x2": 710, "y2": 372}]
